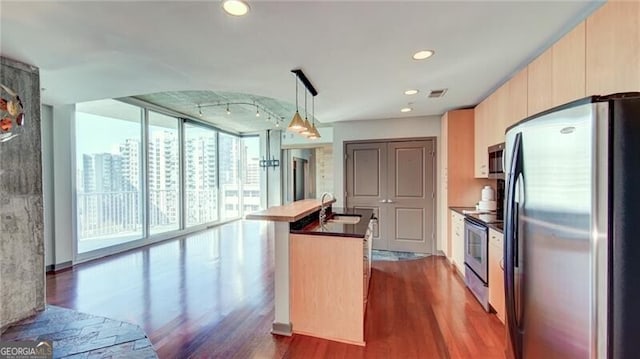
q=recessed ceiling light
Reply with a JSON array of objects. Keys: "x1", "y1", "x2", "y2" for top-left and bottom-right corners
[
  {"x1": 400, "y1": 107, "x2": 413, "y2": 113},
  {"x1": 404, "y1": 89, "x2": 419, "y2": 95},
  {"x1": 222, "y1": 0, "x2": 250, "y2": 16},
  {"x1": 412, "y1": 50, "x2": 435, "y2": 60}
]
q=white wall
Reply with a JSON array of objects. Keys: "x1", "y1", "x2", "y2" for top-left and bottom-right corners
[
  {"x1": 332, "y1": 115, "x2": 444, "y2": 252},
  {"x1": 281, "y1": 127, "x2": 333, "y2": 147},
  {"x1": 41, "y1": 105, "x2": 54, "y2": 267},
  {"x1": 51, "y1": 104, "x2": 75, "y2": 266}
]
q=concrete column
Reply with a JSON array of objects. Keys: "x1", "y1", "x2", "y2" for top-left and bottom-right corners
[{"x1": 0, "y1": 57, "x2": 44, "y2": 332}]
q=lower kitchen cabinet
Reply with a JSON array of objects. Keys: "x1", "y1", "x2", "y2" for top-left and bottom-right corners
[
  {"x1": 450, "y1": 211, "x2": 465, "y2": 277},
  {"x1": 488, "y1": 228, "x2": 505, "y2": 323}
]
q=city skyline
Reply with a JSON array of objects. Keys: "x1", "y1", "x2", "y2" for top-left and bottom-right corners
[{"x1": 76, "y1": 110, "x2": 261, "y2": 253}]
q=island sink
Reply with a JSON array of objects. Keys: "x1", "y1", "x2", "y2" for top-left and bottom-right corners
[{"x1": 328, "y1": 214, "x2": 362, "y2": 224}]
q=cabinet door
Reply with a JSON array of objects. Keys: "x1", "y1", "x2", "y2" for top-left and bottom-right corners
[
  {"x1": 474, "y1": 101, "x2": 488, "y2": 178},
  {"x1": 586, "y1": 1, "x2": 640, "y2": 95},
  {"x1": 450, "y1": 211, "x2": 465, "y2": 276},
  {"x1": 553, "y1": 21, "x2": 586, "y2": 106},
  {"x1": 488, "y1": 229, "x2": 505, "y2": 323},
  {"x1": 527, "y1": 49, "x2": 553, "y2": 116},
  {"x1": 508, "y1": 68, "x2": 528, "y2": 127},
  {"x1": 493, "y1": 83, "x2": 509, "y2": 145}
]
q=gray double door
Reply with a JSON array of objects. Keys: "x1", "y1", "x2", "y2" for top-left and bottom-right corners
[{"x1": 345, "y1": 139, "x2": 436, "y2": 254}]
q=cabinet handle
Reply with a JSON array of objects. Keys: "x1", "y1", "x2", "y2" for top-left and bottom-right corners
[
  {"x1": 387, "y1": 200, "x2": 394, "y2": 203},
  {"x1": 379, "y1": 199, "x2": 388, "y2": 203}
]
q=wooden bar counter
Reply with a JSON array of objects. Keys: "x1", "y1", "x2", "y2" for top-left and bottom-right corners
[
  {"x1": 246, "y1": 199, "x2": 374, "y2": 346},
  {"x1": 245, "y1": 199, "x2": 336, "y2": 336}
]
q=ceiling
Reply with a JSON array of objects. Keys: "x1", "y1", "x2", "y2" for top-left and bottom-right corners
[
  {"x1": 0, "y1": 1, "x2": 602, "y2": 131},
  {"x1": 135, "y1": 90, "x2": 299, "y2": 133}
]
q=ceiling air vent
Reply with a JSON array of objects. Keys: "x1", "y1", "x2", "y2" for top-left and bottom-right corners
[{"x1": 428, "y1": 89, "x2": 447, "y2": 98}]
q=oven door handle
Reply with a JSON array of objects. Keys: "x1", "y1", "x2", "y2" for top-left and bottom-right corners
[{"x1": 464, "y1": 218, "x2": 487, "y2": 232}]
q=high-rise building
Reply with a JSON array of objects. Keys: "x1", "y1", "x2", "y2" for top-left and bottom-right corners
[{"x1": 148, "y1": 130, "x2": 179, "y2": 227}]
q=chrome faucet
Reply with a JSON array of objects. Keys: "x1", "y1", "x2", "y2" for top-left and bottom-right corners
[{"x1": 319, "y1": 192, "x2": 334, "y2": 226}]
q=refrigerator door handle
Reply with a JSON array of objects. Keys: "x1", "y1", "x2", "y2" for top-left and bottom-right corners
[{"x1": 505, "y1": 131, "x2": 524, "y2": 359}]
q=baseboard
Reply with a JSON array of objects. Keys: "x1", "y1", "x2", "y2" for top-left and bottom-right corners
[
  {"x1": 46, "y1": 261, "x2": 72, "y2": 273},
  {"x1": 271, "y1": 322, "x2": 292, "y2": 336},
  {"x1": 436, "y1": 250, "x2": 446, "y2": 257},
  {"x1": 293, "y1": 329, "x2": 365, "y2": 347}
]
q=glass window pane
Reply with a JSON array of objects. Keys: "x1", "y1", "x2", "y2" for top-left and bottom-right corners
[
  {"x1": 75, "y1": 99, "x2": 143, "y2": 253},
  {"x1": 220, "y1": 133, "x2": 241, "y2": 220},
  {"x1": 148, "y1": 112, "x2": 180, "y2": 235},
  {"x1": 185, "y1": 123, "x2": 218, "y2": 226},
  {"x1": 242, "y1": 137, "x2": 262, "y2": 214}
]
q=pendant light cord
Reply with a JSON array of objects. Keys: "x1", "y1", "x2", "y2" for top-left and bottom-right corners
[
  {"x1": 312, "y1": 96, "x2": 315, "y2": 125},
  {"x1": 295, "y1": 76, "x2": 299, "y2": 111}
]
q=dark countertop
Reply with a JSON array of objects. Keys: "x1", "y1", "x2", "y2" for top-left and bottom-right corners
[
  {"x1": 449, "y1": 206, "x2": 503, "y2": 234},
  {"x1": 290, "y1": 207, "x2": 375, "y2": 238}
]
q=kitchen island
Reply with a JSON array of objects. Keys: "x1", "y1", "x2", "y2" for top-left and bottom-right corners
[{"x1": 246, "y1": 200, "x2": 374, "y2": 345}]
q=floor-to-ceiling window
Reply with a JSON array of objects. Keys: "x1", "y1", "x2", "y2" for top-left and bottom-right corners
[
  {"x1": 74, "y1": 100, "x2": 261, "y2": 259},
  {"x1": 148, "y1": 111, "x2": 180, "y2": 235},
  {"x1": 220, "y1": 133, "x2": 241, "y2": 220},
  {"x1": 184, "y1": 122, "x2": 218, "y2": 227},
  {"x1": 241, "y1": 137, "x2": 262, "y2": 213},
  {"x1": 75, "y1": 100, "x2": 144, "y2": 253}
]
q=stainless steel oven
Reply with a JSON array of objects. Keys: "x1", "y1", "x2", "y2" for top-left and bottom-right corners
[
  {"x1": 488, "y1": 142, "x2": 505, "y2": 179},
  {"x1": 464, "y1": 217, "x2": 490, "y2": 311}
]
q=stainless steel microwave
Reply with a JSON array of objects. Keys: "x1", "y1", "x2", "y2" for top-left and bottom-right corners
[{"x1": 488, "y1": 143, "x2": 505, "y2": 179}]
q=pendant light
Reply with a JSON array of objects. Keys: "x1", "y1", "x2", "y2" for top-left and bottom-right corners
[
  {"x1": 300, "y1": 88, "x2": 312, "y2": 135},
  {"x1": 308, "y1": 96, "x2": 321, "y2": 139},
  {"x1": 287, "y1": 76, "x2": 306, "y2": 132}
]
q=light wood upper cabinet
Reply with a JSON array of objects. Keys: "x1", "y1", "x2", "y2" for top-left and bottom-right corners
[
  {"x1": 508, "y1": 68, "x2": 528, "y2": 127},
  {"x1": 527, "y1": 49, "x2": 553, "y2": 116},
  {"x1": 474, "y1": 101, "x2": 488, "y2": 178},
  {"x1": 494, "y1": 83, "x2": 509, "y2": 145},
  {"x1": 586, "y1": 1, "x2": 640, "y2": 95},
  {"x1": 552, "y1": 21, "x2": 586, "y2": 106}
]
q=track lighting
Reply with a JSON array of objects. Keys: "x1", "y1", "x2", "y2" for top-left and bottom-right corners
[
  {"x1": 226, "y1": 103, "x2": 230, "y2": 115},
  {"x1": 255, "y1": 105, "x2": 260, "y2": 117},
  {"x1": 198, "y1": 105, "x2": 203, "y2": 117}
]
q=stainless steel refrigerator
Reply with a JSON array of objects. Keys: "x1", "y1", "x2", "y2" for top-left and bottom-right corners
[{"x1": 504, "y1": 93, "x2": 640, "y2": 359}]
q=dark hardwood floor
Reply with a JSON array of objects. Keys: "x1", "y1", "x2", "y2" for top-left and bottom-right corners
[{"x1": 46, "y1": 220, "x2": 505, "y2": 358}]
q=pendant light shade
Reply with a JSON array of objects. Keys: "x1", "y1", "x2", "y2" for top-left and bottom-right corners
[
  {"x1": 288, "y1": 76, "x2": 306, "y2": 132},
  {"x1": 288, "y1": 111, "x2": 305, "y2": 132},
  {"x1": 300, "y1": 120, "x2": 312, "y2": 135},
  {"x1": 308, "y1": 95, "x2": 321, "y2": 139},
  {"x1": 308, "y1": 124, "x2": 320, "y2": 139},
  {"x1": 299, "y1": 86, "x2": 311, "y2": 134}
]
